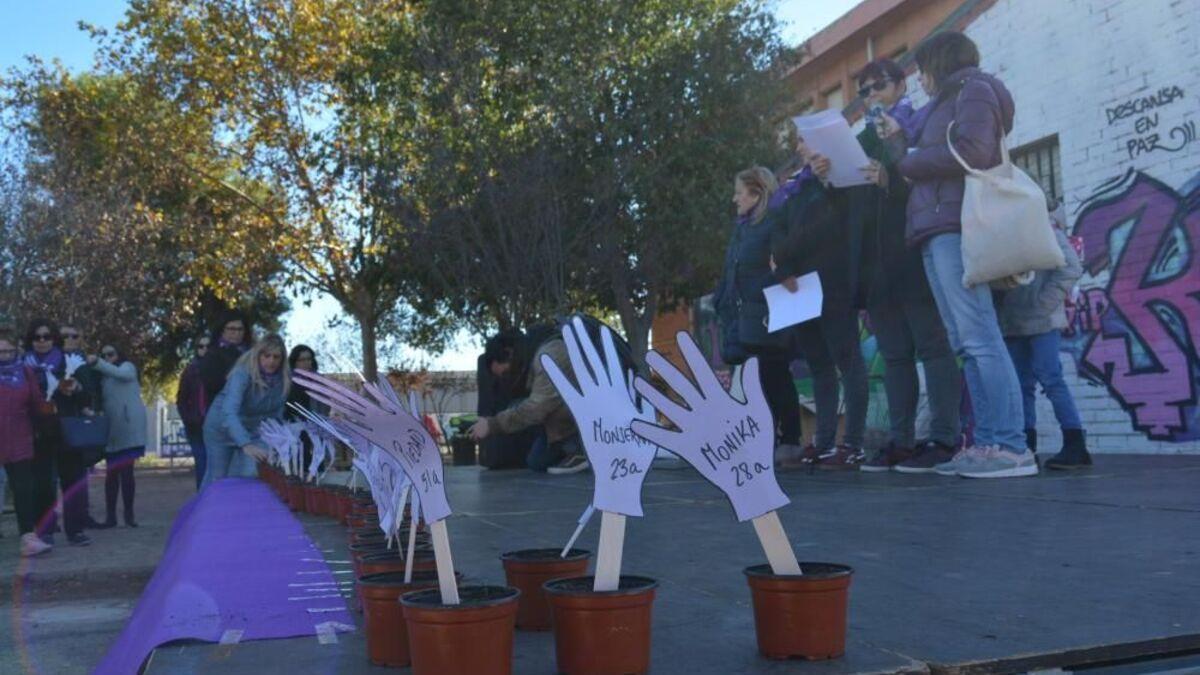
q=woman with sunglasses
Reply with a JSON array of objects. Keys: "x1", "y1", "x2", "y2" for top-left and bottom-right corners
[
  {"x1": 92, "y1": 345, "x2": 147, "y2": 528},
  {"x1": 0, "y1": 325, "x2": 55, "y2": 556},
  {"x1": 23, "y1": 319, "x2": 94, "y2": 546}
]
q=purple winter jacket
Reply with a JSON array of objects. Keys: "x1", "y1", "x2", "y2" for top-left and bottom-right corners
[{"x1": 898, "y1": 67, "x2": 1015, "y2": 248}]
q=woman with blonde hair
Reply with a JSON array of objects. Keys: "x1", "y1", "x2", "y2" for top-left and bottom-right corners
[
  {"x1": 714, "y1": 165, "x2": 803, "y2": 460},
  {"x1": 201, "y1": 333, "x2": 289, "y2": 487}
]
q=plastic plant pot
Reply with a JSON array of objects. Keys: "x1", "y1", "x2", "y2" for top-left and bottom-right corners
[
  {"x1": 359, "y1": 571, "x2": 461, "y2": 667},
  {"x1": 743, "y1": 563, "x2": 853, "y2": 660},
  {"x1": 401, "y1": 585, "x2": 520, "y2": 675},
  {"x1": 544, "y1": 576, "x2": 657, "y2": 675},
  {"x1": 500, "y1": 548, "x2": 591, "y2": 631}
]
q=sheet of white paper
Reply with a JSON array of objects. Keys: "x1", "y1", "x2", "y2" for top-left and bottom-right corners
[
  {"x1": 792, "y1": 110, "x2": 871, "y2": 188},
  {"x1": 764, "y1": 272, "x2": 823, "y2": 332}
]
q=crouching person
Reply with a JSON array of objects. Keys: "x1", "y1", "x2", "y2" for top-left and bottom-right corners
[{"x1": 469, "y1": 327, "x2": 587, "y2": 475}]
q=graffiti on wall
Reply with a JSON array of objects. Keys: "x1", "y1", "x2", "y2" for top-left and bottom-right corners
[
  {"x1": 1105, "y1": 85, "x2": 1196, "y2": 160},
  {"x1": 1066, "y1": 169, "x2": 1200, "y2": 441}
]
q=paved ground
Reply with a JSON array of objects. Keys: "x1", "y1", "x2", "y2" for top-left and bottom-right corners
[
  {"x1": 0, "y1": 467, "x2": 198, "y2": 675},
  {"x1": 4, "y1": 457, "x2": 1200, "y2": 674}
]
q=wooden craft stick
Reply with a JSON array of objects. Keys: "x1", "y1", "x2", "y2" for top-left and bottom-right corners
[
  {"x1": 751, "y1": 510, "x2": 802, "y2": 576},
  {"x1": 404, "y1": 516, "x2": 418, "y2": 584},
  {"x1": 429, "y1": 519, "x2": 460, "y2": 604},
  {"x1": 593, "y1": 510, "x2": 626, "y2": 592}
]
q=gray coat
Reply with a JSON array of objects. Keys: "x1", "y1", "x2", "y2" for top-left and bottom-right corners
[
  {"x1": 898, "y1": 67, "x2": 1015, "y2": 248},
  {"x1": 998, "y1": 228, "x2": 1082, "y2": 337},
  {"x1": 94, "y1": 360, "x2": 149, "y2": 452}
]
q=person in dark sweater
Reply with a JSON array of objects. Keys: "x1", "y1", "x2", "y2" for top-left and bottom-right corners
[
  {"x1": 771, "y1": 139, "x2": 869, "y2": 469},
  {"x1": 198, "y1": 312, "x2": 252, "y2": 408},
  {"x1": 176, "y1": 335, "x2": 211, "y2": 490},
  {"x1": 714, "y1": 166, "x2": 802, "y2": 460},
  {"x1": 60, "y1": 324, "x2": 107, "y2": 527},
  {"x1": 849, "y1": 59, "x2": 963, "y2": 474}
]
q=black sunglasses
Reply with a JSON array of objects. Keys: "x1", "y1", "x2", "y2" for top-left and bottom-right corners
[
  {"x1": 33, "y1": 333, "x2": 53, "y2": 342},
  {"x1": 62, "y1": 332, "x2": 80, "y2": 339},
  {"x1": 857, "y1": 79, "x2": 892, "y2": 98}
]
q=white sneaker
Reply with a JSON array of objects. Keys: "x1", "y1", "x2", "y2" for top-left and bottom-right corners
[
  {"x1": 959, "y1": 448, "x2": 1040, "y2": 479},
  {"x1": 934, "y1": 445, "x2": 987, "y2": 476},
  {"x1": 21, "y1": 533, "x2": 52, "y2": 557},
  {"x1": 547, "y1": 455, "x2": 591, "y2": 475}
]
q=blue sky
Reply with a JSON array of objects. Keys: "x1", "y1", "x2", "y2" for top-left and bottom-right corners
[{"x1": 1, "y1": 0, "x2": 860, "y2": 370}]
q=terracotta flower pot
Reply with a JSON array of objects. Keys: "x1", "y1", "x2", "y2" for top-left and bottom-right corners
[
  {"x1": 352, "y1": 545, "x2": 436, "y2": 612},
  {"x1": 360, "y1": 571, "x2": 461, "y2": 667},
  {"x1": 303, "y1": 484, "x2": 322, "y2": 514},
  {"x1": 744, "y1": 563, "x2": 853, "y2": 660},
  {"x1": 544, "y1": 576, "x2": 657, "y2": 675},
  {"x1": 335, "y1": 491, "x2": 354, "y2": 524},
  {"x1": 350, "y1": 541, "x2": 392, "y2": 581},
  {"x1": 322, "y1": 487, "x2": 340, "y2": 518},
  {"x1": 256, "y1": 462, "x2": 270, "y2": 481},
  {"x1": 401, "y1": 585, "x2": 520, "y2": 675},
  {"x1": 285, "y1": 479, "x2": 305, "y2": 512},
  {"x1": 500, "y1": 548, "x2": 591, "y2": 631}
]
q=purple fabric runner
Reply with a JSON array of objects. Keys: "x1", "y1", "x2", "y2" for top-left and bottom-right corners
[{"x1": 94, "y1": 479, "x2": 354, "y2": 674}]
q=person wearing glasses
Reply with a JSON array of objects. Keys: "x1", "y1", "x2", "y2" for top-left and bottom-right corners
[
  {"x1": 849, "y1": 59, "x2": 963, "y2": 474},
  {"x1": 0, "y1": 325, "x2": 55, "y2": 556},
  {"x1": 176, "y1": 336, "x2": 212, "y2": 489},
  {"x1": 198, "y1": 312, "x2": 253, "y2": 407},
  {"x1": 59, "y1": 324, "x2": 107, "y2": 529},
  {"x1": 23, "y1": 319, "x2": 93, "y2": 546},
  {"x1": 92, "y1": 345, "x2": 147, "y2": 528}
]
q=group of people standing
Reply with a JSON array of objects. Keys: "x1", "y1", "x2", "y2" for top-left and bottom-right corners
[
  {"x1": 175, "y1": 313, "x2": 322, "y2": 490},
  {"x1": 0, "y1": 319, "x2": 148, "y2": 557},
  {"x1": 717, "y1": 31, "x2": 1091, "y2": 479}
]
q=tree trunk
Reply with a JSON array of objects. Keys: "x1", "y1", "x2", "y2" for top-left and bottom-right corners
[{"x1": 359, "y1": 314, "x2": 378, "y2": 381}]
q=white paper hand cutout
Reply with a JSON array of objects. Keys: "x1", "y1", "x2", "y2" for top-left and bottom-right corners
[
  {"x1": 541, "y1": 317, "x2": 658, "y2": 517},
  {"x1": 631, "y1": 331, "x2": 789, "y2": 522},
  {"x1": 292, "y1": 370, "x2": 452, "y2": 523}
]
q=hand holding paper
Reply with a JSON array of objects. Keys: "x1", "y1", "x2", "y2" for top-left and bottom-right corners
[
  {"x1": 763, "y1": 271, "x2": 823, "y2": 332},
  {"x1": 631, "y1": 332, "x2": 789, "y2": 522},
  {"x1": 792, "y1": 110, "x2": 871, "y2": 188},
  {"x1": 541, "y1": 317, "x2": 658, "y2": 517}
]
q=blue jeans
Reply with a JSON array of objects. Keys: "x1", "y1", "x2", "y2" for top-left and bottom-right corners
[
  {"x1": 1005, "y1": 331, "x2": 1083, "y2": 431},
  {"x1": 186, "y1": 428, "x2": 207, "y2": 491},
  {"x1": 921, "y1": 234, "x2": 1026, "y2": 450},
  {"x1": 527, "y1": 432, "x2": 583, "y2": 472}
]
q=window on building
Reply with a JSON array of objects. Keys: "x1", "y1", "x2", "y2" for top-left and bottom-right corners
[
  {"x1": 823, "y1": 85, "x2": 843, "y2": 111},
  {"x1": 1012, "y1": 135, "x2": 1063, "y2": 206}
]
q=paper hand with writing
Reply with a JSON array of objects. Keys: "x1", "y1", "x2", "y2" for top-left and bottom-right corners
[
  {"x1": 292, "y1": 370, "x2": 452, "y2": 523},
  {"x1": 542, "y1": 317, "x2": 658, "y2": 517},
  {"x1": 631, "y1": 331, "x2": 789, "y2": 522}
]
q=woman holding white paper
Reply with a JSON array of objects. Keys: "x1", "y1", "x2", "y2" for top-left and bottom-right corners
[
  {"x1": 713, "y1": 166, "x2": 802, "y2": 459},
  {"x1": 772, "y1": 141, "x2": 869, "y2": 470}
]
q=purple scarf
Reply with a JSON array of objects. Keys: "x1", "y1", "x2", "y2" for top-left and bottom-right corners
[
  {"x1": 0, "y1": 357, "x2": 26, "y2": 388},
  {"x1": 768, "y1": 165, "x2": 818, "y2": 211},
  {"x1": 219, "y1": 339, "x2": 249, "y2": 352},
  {"x1": 24, "y1": 347, "x2": 65, "y2": 374}
]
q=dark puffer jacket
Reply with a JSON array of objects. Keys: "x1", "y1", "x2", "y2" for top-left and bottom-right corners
[{"x1": 898, "y1": 67, "x2": 1015, "y2": 248}]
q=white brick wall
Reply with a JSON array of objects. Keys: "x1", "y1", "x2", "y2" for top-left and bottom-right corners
[{"x1": 959, "y1": 0, "x2": 1200, "y2": 453}]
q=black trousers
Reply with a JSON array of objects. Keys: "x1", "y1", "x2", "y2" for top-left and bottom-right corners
[
  {"x1": 30, "y1": 445, "x2": 57, "y2": 536},
  {"x1": 757, "y1": 354, "x2": 802, "y2": 447},
  {"x1": 4, "y1": 460, "x2": 40, "y2": 535},
  {"x1": 55, "y1": 448, "x2": 89, "y2": 537},
  {"x1": 105, "y1": 459, "x2": 136, "y2": 519}
]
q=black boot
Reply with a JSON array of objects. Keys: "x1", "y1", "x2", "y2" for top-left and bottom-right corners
[
  {"x1": 1045, "y1": 428, "x2": 1092, "y2": 470},
  {"x1": 1025, "y1": 429, "x2": 1039, "y2": 467},
  {"x1": 123, "y1": 508, "x2": 138, "y2": 528}
]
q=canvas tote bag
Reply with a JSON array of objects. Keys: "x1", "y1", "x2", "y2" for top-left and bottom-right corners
[{"x1": 946, "y1": 121, "x2": 1064, "y2": 287}]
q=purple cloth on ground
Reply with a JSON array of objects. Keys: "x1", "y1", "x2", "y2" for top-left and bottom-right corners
[{"x1": 93, "y1": 479, "x2": 354, "y2": 674}]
